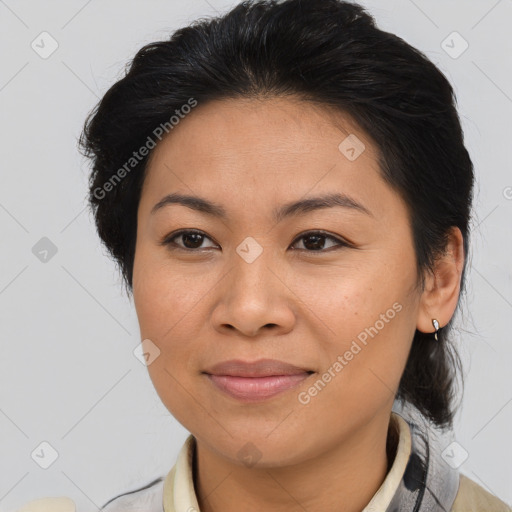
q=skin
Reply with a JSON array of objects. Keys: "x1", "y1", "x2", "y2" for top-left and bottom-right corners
[{"x1": 132, "y1": 96, "x2": 464, "y2": 512}]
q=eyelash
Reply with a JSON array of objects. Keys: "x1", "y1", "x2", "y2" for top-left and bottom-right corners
[{"x1": 160, "y1": 229, "x2": 351, "y2": 253}]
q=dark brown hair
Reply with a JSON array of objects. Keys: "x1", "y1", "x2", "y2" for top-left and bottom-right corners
[{"x1": 80, "y1": 0, "x2": 474, "y2": 439}]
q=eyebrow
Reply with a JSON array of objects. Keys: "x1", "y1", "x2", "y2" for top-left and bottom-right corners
[{"x1": 150, "y1": 192, "x2": 373, "y2": 221}]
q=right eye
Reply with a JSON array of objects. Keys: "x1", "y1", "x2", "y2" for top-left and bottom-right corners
[{"x1": 160, "y1": 229, "x2": 218, "y2": 251}]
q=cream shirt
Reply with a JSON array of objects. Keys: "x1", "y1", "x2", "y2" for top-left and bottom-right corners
[
  {"x1": 16, "y1": 412, "x2": 411, "y2": 512},
  {"x1": 18, "y1": 411, "x2": 510, "y2": 511},
  {"x1": 163, "y1": 411, "x2": 411, "y2": 512}
]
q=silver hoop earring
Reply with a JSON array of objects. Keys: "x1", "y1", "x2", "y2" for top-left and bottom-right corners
[{"x1": 432, "y1": 319, "x2": 440, "y2": 341}]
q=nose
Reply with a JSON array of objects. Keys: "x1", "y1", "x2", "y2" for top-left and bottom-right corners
[{"x1": 210, "y1": 247, "x2": 296, "y2": 338}]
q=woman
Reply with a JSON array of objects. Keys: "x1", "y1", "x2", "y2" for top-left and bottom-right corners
[{"x1": 17, "y1": 0, "x2": 510, "y2": 510}]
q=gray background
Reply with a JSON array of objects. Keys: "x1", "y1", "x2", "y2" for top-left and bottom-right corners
[{"x1": 0, "y1": 0, "x2": 511, "y2": 510}]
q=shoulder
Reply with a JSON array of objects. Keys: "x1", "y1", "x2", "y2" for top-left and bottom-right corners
[
  {"x1": 13, "y1": 497, "x2": 76, "y2": 512},
  {"x1": 451, "y1": 473, "x2": 511, "y2": 512},
  {"x1": 100, "y1": 476, "x2": 165, "y2": 511},
  {"x1": 13, "y1": 477, "x2": 165, "y2": 512}
]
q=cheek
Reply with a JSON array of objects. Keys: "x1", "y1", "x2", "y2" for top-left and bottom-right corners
[
  {"x1": 297, "y1": 324, "x2": 410, "y2": 448},
  {"x1": 285, "y1": 262, "x2": 384, "y2": 340},
  {"x1": 295, "y1": 267, "x2": 413, "y2": 402},
  {"x1": 133, "y1": 247, "x2": 209, "y2": 339},
  {"x1": 325, "y1": 300, "x2": 412, "y2": 410},
  {"x1": 132, "y1": 253, "x2": 215, "y2": 403},
  {"x1": 133, "y1": 258, "x2": 208, "y2": 424}
]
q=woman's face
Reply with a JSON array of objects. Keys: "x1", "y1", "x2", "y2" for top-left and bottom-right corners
[{"x1": 132, "y1": 97, "x2": 424, "y2": 467}]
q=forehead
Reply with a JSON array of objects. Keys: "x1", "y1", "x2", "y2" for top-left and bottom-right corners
[
  {"x1": 147, "y1": 96, "x2": 378, "y2": 167},
  {"x1": 139, "y1": 96, "x2": 401, "y2": 223}
]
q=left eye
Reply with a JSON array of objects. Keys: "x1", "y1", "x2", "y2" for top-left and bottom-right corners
[
  {"x1": 291, "y1": 231, "x2": 348, "y2": 251},
  {"x1": 161, "y1": 230, "x2": 349, "y2": 252}
]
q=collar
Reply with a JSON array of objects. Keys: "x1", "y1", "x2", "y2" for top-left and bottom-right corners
[{"x1": 162, "y1": 407, "x2": 458, "y2": 512}]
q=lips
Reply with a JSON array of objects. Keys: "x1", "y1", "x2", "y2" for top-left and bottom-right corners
[{"x1": 203, "y1": 359, "x2": 314, "y2": 402}]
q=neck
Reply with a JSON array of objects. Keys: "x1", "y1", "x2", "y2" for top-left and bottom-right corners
[{"x1": 193, "y1": 411, "x2": 398, "y2": 512}]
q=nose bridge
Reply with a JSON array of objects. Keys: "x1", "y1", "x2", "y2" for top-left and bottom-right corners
[
  {"x1": 235, "y1": 234, "x2": 269, "y2": 268},
  {"x1": 211, "y1": 235, "x2": 295, "y2": 336},
  {"x1": 230, "y1": 235, "x2": 277, "y2": 300}
]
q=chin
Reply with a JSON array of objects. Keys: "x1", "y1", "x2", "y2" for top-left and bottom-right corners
[{"x1": 199, "y1": 430, "x2": 309, "y2": 469}]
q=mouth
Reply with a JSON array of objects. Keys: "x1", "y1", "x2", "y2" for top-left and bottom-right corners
[{"x1": 203, "y1": 358, "x2": 315, "y2": 402}]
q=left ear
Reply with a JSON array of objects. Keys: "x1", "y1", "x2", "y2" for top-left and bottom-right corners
[{"x1": 416, "y1": 226, "x2": 465, "y2": 335}]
